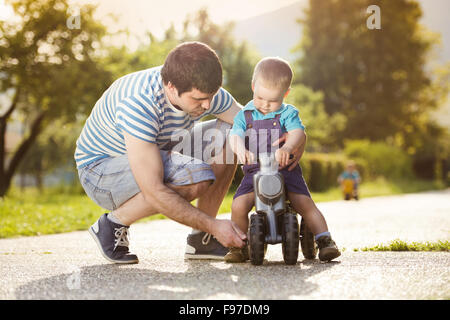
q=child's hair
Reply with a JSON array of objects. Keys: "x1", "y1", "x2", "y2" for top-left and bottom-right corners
[
  {"x1": 252, "y1": 57, "x2": 293, "y2": 92},
  {"x1": 346, "y1": 160, "x2": 356, "y2": 168}
]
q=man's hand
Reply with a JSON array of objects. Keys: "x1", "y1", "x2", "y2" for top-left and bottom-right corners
[
  {"x1": 272, "y1": 131, "x2": 306, "y2": 171},
  {"x1": 211, "y1": 219, "x2": 247, "y2": 248}
]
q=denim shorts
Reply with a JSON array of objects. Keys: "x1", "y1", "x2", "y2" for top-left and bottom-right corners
[{"x1": 77, "y1": 119, "x2": 231, "y2": 211}]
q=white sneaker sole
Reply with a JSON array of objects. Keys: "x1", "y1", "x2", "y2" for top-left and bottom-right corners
[{"x1": 184, "y1": 243, "x2": 226, "y2": 260}]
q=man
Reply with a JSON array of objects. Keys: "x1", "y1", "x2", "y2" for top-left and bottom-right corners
[{"x1": 75, "y1": 42, "x2": 302, "y2": 264}]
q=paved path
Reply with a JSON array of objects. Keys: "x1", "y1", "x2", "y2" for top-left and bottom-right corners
[{"x1": 1, "y1": 189, "x2": 449, "y2": 300}]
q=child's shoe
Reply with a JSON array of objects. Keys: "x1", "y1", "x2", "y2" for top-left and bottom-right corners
[
  {"x1": 224, "y1": 244, "x2": 249, "y2": 263},
  {"x1": 316, "y1": 235, "x2": 341, "y2": 262}
]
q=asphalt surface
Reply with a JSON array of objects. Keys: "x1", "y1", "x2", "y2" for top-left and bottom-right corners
[{"x1": 0, "y1": 189, "x2": 449, "y2": 300}]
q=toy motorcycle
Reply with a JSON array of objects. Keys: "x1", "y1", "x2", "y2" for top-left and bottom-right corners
[
  {"x1": 341, "y1": 179, "x2": 359, "y2": 201},
  {"x1": 248, "y1": 153, "x2": 317, "y2": 265}
]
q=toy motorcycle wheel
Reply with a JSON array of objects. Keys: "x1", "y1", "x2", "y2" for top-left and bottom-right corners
[
  {"x1": 281, "y1": 213, "x2": 299, "y2": 265},
  {"x1": 300, "y1": 218, "x2": 317, "y2": 259},
  {"x1": 249, "y1": 213, "x2": 266, "y2": 265}
]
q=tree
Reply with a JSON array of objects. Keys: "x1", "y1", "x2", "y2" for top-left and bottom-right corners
[
  {"x1": 16, "y1": 118, "x2": 84, "y2": 190},
  {"x1": 0, "y1": 0, "x2": 113, "y2": 196},
  {"x1": 180, "y1": 8, "x2": 260, "y2": 104},
  {"x1": 102, "y1": 8, "x2": 261, "y2": 105},
  {"x1": 285, "y1": 84, "x2": 346, "y2": 152},
  {"x1": 101, "y1": 32, "x2": 178, "y2": 79},
  {"x1": 295, "y1": 0, "x2": 447, "y2": 148}
]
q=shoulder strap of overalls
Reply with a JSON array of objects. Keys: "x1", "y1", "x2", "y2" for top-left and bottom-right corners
[{"x1": 244, "y1": 110, "x2": 253, "y2": 129}]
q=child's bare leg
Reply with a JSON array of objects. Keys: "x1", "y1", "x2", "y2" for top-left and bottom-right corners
[
  {"x1": 287, "y1": 192, "x2": 328, "y2": 235},
  {"x1": 288, "y1": 192, "x2": 340, "y2": 261},
  {"x1": 225, "y1": 192, "x2": 254, "y2": 263},
  {"x1": 231, "y1": 192, "x2": 255, "y2": 234}
]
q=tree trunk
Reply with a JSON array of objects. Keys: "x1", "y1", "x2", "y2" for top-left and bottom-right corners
[
  {"x1": 0, "y1": 111, "x2": 46, "y2": 197},
  {"x1": 0, "y1": 88, "x2": 20, "y2": 197},
  {"x1": 35, "y1": 172, "x2": 43, "y2": 191}
]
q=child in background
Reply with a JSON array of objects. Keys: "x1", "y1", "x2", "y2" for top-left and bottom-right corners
[
  {"x1": 225, "y1": 57, "x2": 341, "y2": 263},
  {"x1": 338, "y1": 161, "x2": 361, "y2": 200}
]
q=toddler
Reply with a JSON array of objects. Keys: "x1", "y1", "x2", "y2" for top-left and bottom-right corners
[
  {"x1": 338, "y1": 161, "x2": 361, "y2": 200},
  {"x1": 226, "y1": 57, "x2": 341, "y2": 263}
]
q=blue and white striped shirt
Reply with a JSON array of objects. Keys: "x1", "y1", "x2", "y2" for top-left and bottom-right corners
[{"x1": 74, "y1": 66, "x2": 233, "y2": 169}]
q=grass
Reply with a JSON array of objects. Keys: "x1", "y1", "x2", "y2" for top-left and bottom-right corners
[
  {"x1": 354, "y1": 239, "x2": 450, "y2": 252},
  {"x1": 0, "y1": 177, "x2": 447, "y2": 238}
]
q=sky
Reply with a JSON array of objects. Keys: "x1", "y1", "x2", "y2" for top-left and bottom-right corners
[
  {"x1": 72, "y1": 0, "x2": 301, "y2": 41},
  {"x1": 1, "y1": 0, "x2": 301, "y2": 32},
  {"x1": 0, "y1": 0, "x2": 303, "y2": 50}
]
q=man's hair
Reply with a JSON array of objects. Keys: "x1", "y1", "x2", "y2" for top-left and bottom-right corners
[
  {"x1": 252, "y1": 57, "x2": 293, "y2": 92},
  {"x1": 161, "y1": 42, "x2": 223, "y2": 95}
]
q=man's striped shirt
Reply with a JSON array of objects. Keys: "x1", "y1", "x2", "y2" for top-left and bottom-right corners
[{"x1": 74, "y1": 66, "x2": 233, "y2": 169}]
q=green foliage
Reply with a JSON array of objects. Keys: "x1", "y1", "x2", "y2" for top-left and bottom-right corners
[
  {"x1": 295, "y1": 0, "x2": 449, "y2": 152},
  {"x1": 1, "y1": 0, "x2": 112, "y2": 118},
  {"x1": 0, "y1": 189, "x2": 102, "y2": 237},
  {"x1": 408, "y1": 119, "x2": 450, "y2": 182},
  {"x1": 1, "y1": 4, "x2": 260, "y2": 196},
  {"x1": 344, "y1": 139, "x2": 413, "y2": 179},
  {"x1": 285, "y1": 84, "x2": 346, "y2": 151},
  {"x1": 301, "y1": 152, "x2": 358, "y2": 192},
  {"x1": 0, "y1": 186, "x2": 168, "y2": 238},
  {"x1": 104, "y1": 8, "x2": 261, "y2": 105},
  {"x1": 0, "y1": 0, "x2": 113, "y2": 196},
  {"x1": 17, "y1": 118, "x2": 84, "y2": 187},
  {"x1": 101, "y1": 34, "x2": 177, "y2": 79},
  {"x1": 180, "y1": 9, "x2": 260, "y2": 104},
  {"x1": 356, "y1": 239, "x2": 450, "y2": 252}
]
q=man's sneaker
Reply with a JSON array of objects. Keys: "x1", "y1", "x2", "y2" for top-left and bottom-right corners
[
  {"x1": 185, "y1": 232, "x2": 228, "y2": 260},
  {"x1": 224, "y1": 243, "x2": 249, "y2": 263},
  {"x1": 88, "y1": 213, "x2": 139, "y2": 264},
  {"x1": 316, "y1": 235, "x2": 341, "y2": 262}
]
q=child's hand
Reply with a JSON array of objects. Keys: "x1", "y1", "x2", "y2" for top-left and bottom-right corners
[
  {"x1": 275, "y1": 147, "x2": 292, "y2": 168},
  {"x1": 237, "y1": 149, "x2": 255, "y2": 165}
]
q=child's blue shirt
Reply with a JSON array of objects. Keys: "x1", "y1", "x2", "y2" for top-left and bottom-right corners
[
  {"x1": 230, "y1": 100, "x2": 305, "y2": 138},
  {"x1": 340, "y1": 171, "x2": 360, "y2": 180}
]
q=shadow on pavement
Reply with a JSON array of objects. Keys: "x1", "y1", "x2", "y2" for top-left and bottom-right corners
[{"x1": 15, "y1": 258, "x2": 339, "y2": 299}]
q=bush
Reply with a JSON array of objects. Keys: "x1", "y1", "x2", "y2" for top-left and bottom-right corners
[
  {"x1": 344, "y1": 140, "x2": 413, "y2": 180},
  {"x1": 300, "y1": 153, "x2": 366, "y2": 192}
]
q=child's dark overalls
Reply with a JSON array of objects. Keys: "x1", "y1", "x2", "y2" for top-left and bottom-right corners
[{"x1": 233, "y1": 110, "x2": 311, "y2": 199}]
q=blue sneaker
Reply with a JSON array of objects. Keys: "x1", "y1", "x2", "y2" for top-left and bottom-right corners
[
  {"x1": 88, "y1": 213, "x2": 139, "y2": 264},
  {"x1": 185, "y1": 232, "x2": 228, "y2": 260}
]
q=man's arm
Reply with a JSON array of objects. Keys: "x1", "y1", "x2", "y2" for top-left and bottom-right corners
[
  {"x1": 124, "y1": 132, "x2": 246, "y2": 248},
  {"x1": 215, "y1": 98, "x2": 243, "y2": 124}
]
